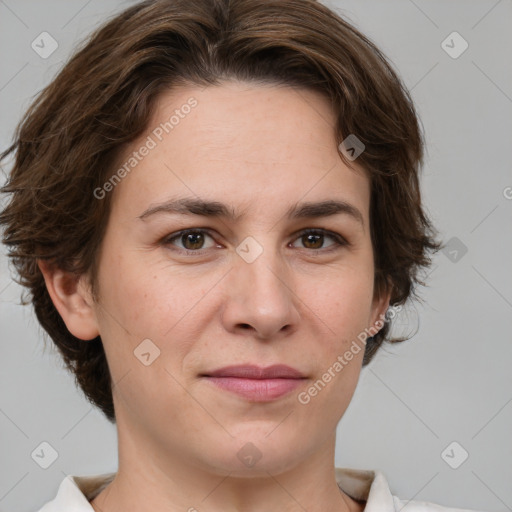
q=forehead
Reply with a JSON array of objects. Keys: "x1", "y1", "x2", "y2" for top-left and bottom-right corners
[
  {"x1": 151, "y1": 81, "x2": 340, "y2": 158},
  {"x1": 109, "y1": 80, "x2": 370, "y2": 223}
]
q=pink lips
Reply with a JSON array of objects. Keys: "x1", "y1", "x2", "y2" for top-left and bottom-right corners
[{"x1": 202, "y1": 364, "x2": 306, "y2": 401}]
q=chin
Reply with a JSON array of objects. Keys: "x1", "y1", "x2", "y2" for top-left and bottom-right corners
[{"x1": 195, "y1": 431, "x2": 309, "y2": 478}]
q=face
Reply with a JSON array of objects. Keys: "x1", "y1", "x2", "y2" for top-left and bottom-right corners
[{"x1": 81, "y1": 81, "x2": 389, "y2": 476}]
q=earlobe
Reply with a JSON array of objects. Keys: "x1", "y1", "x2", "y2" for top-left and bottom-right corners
[{"x1": 37, "y1": 260, "x2": 100, "y2": 341}]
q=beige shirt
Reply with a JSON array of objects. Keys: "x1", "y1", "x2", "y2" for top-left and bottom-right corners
[{"x1": 35, "y1": 467, "x2": 484, "y2": 511}]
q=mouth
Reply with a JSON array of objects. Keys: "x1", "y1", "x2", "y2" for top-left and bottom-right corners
[{"x1": 200, "y1": 364, "x2": 307, "y2": 401}]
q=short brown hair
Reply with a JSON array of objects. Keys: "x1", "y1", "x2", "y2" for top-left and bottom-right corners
[{"x1": 0, "y1": 0, "x2": 441, "y2": 423}]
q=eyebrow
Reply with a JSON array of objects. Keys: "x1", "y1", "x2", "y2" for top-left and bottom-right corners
[{"x1": 138, "y1": 197, "x2": 364, "y2": 227}]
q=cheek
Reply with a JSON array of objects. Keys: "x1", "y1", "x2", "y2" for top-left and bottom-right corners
[
  {"x1": 95, "y1": 247, "x2": 215, "y2": 367},
  {"x1": 93, "y1": 255, "x2": 199, "y2": 408},
  {"x1": 301, "y1": 261, "x2": 375, "y2": 334},
  {"x1": 97, "y1": 247, "x2": 173, "y2": 325}
]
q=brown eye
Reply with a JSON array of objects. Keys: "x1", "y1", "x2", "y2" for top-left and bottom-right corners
[
  {"x1": 164, "y1": 229, "x2": 217, "y2": 252},
  {"x1": 181, "y1": 231, "x2": 205, "y2": 250},
  {"x1": 291, "y1": 229, "x2": 347, "y2": 250},
  {"x1": 302, "y1": 233, "x2": 324, "y2": 249}
]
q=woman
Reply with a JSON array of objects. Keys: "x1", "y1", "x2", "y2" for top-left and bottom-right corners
[{"x1": 0, "y1": 0, "x2": 483, "y2": 510}]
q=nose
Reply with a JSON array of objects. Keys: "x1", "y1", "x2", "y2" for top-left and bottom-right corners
[{"x1": 221, "y1": 245, "x2": 301, "y2": 340}]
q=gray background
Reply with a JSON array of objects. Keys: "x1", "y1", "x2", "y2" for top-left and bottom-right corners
[{"x1": 0, "y1": 1, "x2": 511, "y2": 511}]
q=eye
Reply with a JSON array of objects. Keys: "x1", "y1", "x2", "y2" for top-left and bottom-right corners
[
  {"x1": 163, "y1": 229, "x2": 218, "y2": 252},
  {"x1": 290, "y1": 229, "x2": 347, "y2": 250}
]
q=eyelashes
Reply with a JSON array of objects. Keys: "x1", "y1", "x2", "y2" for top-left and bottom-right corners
[
  {"x1": 163, "y1": 229, "x2": 218, "y2": 253},
  {"x1": 161, "y1": 228, "x2": 349, "y2": 256},
  {"x1": 290, "y1": 228, "x2": 348, "y2": 251}
]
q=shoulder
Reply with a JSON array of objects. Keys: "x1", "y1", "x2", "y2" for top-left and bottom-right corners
[
  {"x1": 33, "y1": 473, "x2": 116, "y2": 512},
  {"x1": 335, "y1": 467, "x2": 485, "y2": 512}
]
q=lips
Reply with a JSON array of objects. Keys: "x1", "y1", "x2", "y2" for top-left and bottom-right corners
[
  {"x1": 203, "y1": 364, "x2": 305, "y2": 379},
  {"x1": 201, "y1": 364, "x2": 307, "y2": 401}
]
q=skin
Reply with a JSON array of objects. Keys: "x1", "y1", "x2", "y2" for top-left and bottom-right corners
[{"x1": 39, "y1": 80, "x2": 390, "y2": 512}]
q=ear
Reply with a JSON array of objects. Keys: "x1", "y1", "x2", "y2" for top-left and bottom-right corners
[
  {"x1": 37, "y1": 260, "x2": 100, "y2": 341},
  {"x1": 368, "y1": 285, "x2": 392, "y2": 336}
]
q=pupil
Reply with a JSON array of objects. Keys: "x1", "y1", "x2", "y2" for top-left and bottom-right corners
[
  {"x1": 305, "y1": 234, "x2": 322, "y2": 248},
  {"x1": 183, "y1": 232, "x2": 204, "y2": 250}
]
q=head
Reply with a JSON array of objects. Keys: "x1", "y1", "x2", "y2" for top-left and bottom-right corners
[{"x1": 0, "y1": 0, "x2": 440, "y2": 472}]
